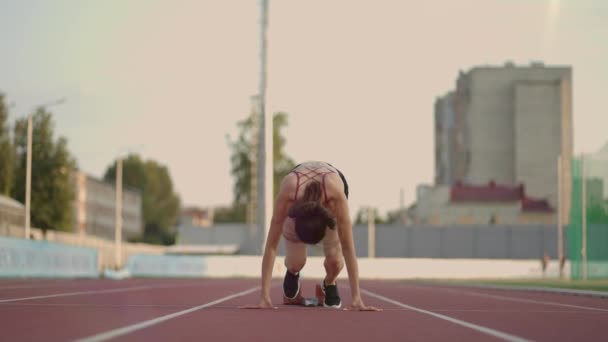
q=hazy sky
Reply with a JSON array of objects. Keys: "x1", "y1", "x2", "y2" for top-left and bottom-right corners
[{"x1": 1, "y1": 0, "x2": 606, "y2": 216}]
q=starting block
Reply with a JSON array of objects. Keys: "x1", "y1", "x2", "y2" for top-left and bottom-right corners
[{"x1": 283, "y1": 284, "x2": 325, "y2": 307}]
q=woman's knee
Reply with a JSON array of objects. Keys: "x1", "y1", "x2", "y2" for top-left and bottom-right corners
[
  {"x1": 285, "y1": 258, "x2": 306, "y2": 274},
  {"x1": 324, "y1": 256, "x2": 344, "y2": 273}
]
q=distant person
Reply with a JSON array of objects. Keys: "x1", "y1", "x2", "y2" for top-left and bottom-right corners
[{"x1": 241, "y1": 161, "x2": 381, "y2": 311}]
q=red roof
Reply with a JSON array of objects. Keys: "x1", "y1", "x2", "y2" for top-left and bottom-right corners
[
  {"x1": 450, "y1": 181, "x2": 554, "y2": 213},
  {"x1": 521, "y1": 197, "x2": 554, "y2": 212},
  {"x1": 451, "y1": 181, "x2": 524, "y2": 202}
]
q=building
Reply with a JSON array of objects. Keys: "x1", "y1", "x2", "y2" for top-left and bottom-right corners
[
  {"x1": 434, "y1": 92, "x2": 456, "y2": 185},
  {"x1": 433, "y1": 62, "x2": 573, "y2": 222},
  {"x1": 589, "y1": 141, "x2": 608, "y2": 205},
  {"x1": 72, "y1": 171, "x2": 143, "y2": 240},
  {"x1": 179, "y1": 207, "x2": 214, "y2": 228},
  {"x1": 409, "y1": 181, "x2": 554, "y2": 225},
  {"x1": 0, "y1": 194, "x2": 24, "y2": 230}
]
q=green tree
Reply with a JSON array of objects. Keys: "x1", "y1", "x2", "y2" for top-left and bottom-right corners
[
  {"x1": 272, "y1": 112, "x2": 297, "y2": 197},
  {"x1": 587, "y1": 204, "x2": 608, "y2": 224},
  {"x1": 12, "y1": 108, "x2": 76, "y2": 231},
  {"x1": 355, "y1": 207, "x2": 386, "y2": 224},
  {"x1": 0, "y1": 94, "x2": 14, "y2": 195},
  {"x1": 385, "y1": 208, "x2": 405, "y2": 224},
  {"x1": 104, "y1": 155, "x2": 181, "y2": 245},
  {"x1": 222, "y1": 111, "x2": 296, "y2": 222},
  {"x1": 213, "y1": 205, "x2": 247, "y2": 223}
]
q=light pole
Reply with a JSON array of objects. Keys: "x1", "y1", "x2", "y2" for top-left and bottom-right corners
[
  {"x1": 113, "y1": 146, "x2": 144, "y2": 269},
  {"x1": 115, "y1": 158, "x2": 123, "y2": 269},
  {"x1": 25, "y1": 98, "x2": 66, "y2": 240},
  {"x1": 258, "y1": 0, "x2": 272, "y2": 254},
  {"x1": 367, "y1": 207, "x2": 376, "y2": 258}
]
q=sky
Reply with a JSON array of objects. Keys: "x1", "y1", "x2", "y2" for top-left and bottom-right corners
[{"x1": 0, "y1": 0, "x2": 606, "y2": 217}]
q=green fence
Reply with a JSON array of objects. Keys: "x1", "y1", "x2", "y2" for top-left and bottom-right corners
[{"x1": 568, "y1": 156, "x2": 608, "y2": 279}]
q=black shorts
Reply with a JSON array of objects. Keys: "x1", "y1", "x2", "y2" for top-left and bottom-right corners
[{"x1": 332, "y1": 166, "x2": 349, "y2": 199}]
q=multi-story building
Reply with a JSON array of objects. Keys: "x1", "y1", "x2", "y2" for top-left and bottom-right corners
[
  {"x1": 434, "y1": 92, "x2": 455, "y2": 185},
  {"x1": 72, "y1": 171, "x2": 143, "y2": 240},
  {"x1": 434, "y1": 62, "x2": 572, "y2": 209},
  {"x1": 178, "y1": 207, "x2": 214, "y2": 228},
  {"x1": 0, "y1": 195, "x2": 24, "y2": 229},
  {"x1": 409, "y1": 181, "x2": 555, "y2": 225}
]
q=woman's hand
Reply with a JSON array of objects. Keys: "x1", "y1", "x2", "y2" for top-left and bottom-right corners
[
  {"x1": 239, "y1": 295, "x2": 278, "y2": 310},
  {"x1": 344, "y1": 297, "x2": 382, "y2": 312}
]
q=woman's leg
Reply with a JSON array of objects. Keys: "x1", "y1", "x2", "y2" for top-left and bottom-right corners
[
  {"x1": 322, "y1": 228, "x2": 344, "y2": 285},
  {"x1": 319, "y1": 228, "x2": 344, "y2": 308},
  {"x1": 282, "y1": 217, "x2": 307, "y2": 300},
  {"x1": 284, "y1": 238, "x2": 307, "y2": 274}
]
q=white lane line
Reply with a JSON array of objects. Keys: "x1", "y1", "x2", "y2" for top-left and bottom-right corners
[
  {"x1": 0, "y1": 284, "x2": 58, "y2": 290},
  {"x1": 362, "y1": 289, "x2": 530, "y2": 342},
  {"x1": 0, "y1": 304, "x2": 588, "y2": 313},
  {"x1": 1, "y1": 302, "x2": 605, "y2": 314},
  {"x1": 0, "y1": 282, "x2": 111, "y2": 290},
  {"x1": 440, "y1": 288, "x2": 608, "y2": 313},
  {"x1": 467, "y1": 284, "x2": 608, "y2": 298},
  {"x1": 0, "y1": 283, "x2": 204, "y2": 303},
  {"x1": 0, "y1": 280, "x2": 79, "y2": 290},
  {"x1": 74, "y1": 286, "x2": 260, "y2": 342},
  {"x1": 0, "y1": 279, "x2": 200, "y2": 291}
]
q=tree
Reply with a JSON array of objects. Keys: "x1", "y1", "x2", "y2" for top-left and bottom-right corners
[
  {"x1": 0, "y1": 93, "x2": 14, "y2": 195},
  {"x1": 272, "y1": 112, "x2": 297, "y2": 197},
  {"x1": 588, "y1": 204, "x2": 608, "y2": 224},
  {"x1": 12, "y1": 108, "x2": 76, "y2": 231},
  {"x1": 213, "y1": 205, "x2": 247, "y2": 223},
  {"x1": 385, "y1": 208, "x2": 405, "y2": 224},
  {"x1": 355, "y1": 207, "x2": 386, "y2": 224},
  {"x1": 104, "y1": 155, "x2": 181, "y2": 245},
  {"x1": 223, "y1": 111, "x2": 296, "y2": 222}
]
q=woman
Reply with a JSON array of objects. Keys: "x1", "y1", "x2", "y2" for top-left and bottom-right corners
[{"x1": 242, "y1": 161, "x2": 380, "y2": 311}]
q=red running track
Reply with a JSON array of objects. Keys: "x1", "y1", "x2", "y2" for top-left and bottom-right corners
[{"x1": 0, "y1": 278, "x2": 607, "y2": 341}]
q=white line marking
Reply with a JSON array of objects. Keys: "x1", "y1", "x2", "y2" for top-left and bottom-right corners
[
  {"x1": 460, "y1": 284, "x2": 608, "y2": 298},
  {"x1": 0, "y1": 279, "x2": 77, "y2": 289},
  {"x1": 0, "y1": 284, "x2": 56, "y2": 290},
  {"x1": 0, "y1": 282, "x2": 100, "y2": 290},
  {"x1": 362, "y1": 289, "x2": 530, "y2": 342},
  {"x1": 443, "y1": 288, "x2": 608, "y2": 313},
  {"x1": 74, "y1": 286, "x2": 260, "y2": 342},
  {"x1": 0, "y1": 283, "x2": 204, "y2": 303},
  {"x1": 1, "y1": 302, "x2": 605, "y2": 314}
]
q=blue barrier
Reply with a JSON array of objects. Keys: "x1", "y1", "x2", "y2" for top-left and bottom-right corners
[
  {"x1": 0, "y1": 236, "x2": 98, "y2": 278},
  {"x1": 127, "y1": 254, "x2": 208, "y2": 278}
]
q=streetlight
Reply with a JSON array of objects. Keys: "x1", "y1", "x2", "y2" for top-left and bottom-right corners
[
  {"x1": 258, "y1": 0, "x2": 272, "y2": 254},
  {"x1": 115, "y1": 157, "x2": 123, "y2": 269},
  {"x1": 114, "y1": 145, "x2": 144, "y2": 269},
  {"x1": 25, "y1": 98, "x2": 66, "y2": 239}
]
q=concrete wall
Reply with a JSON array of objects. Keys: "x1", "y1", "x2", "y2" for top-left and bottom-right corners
[
  {"x1": 515, "y1": 80, "x2": 562, "y2": 206},
  {"x1": 72, "y1": 171, "x2": 143, "y2": 240},
  {"x1": 126, "y1": 254, "x2": 568, "y2": 279},
  {"x1": 464, "y1": 65, "x2": 571, "y2": 194},
  {"x1": 2, "y1": 224, "x2": 165, "y2": 270},
  {"x1": 351, "y1": 224, "x2": 562, "y2": 259},
  {"x1": 411, "y1": 185, "x2": 553, "y2": 225},
  {"x1": 435, "y1": 93, "x2": 455, "y2": 185},
  {"x1": 177, "y1": 223, "x2": 565, "y2": 260},
  {"x1": 467, "y1": 67, "x2": 517, "y2": 184}
]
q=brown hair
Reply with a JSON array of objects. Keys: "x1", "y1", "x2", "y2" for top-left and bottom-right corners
[{"x1": 288, "y1": 181, "x2": 336, "y2": 244}]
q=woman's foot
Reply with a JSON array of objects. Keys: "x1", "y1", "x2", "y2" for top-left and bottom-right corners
[
  {"x1": 320, "y1": 280, "x2": 342, "y2": 308},
  {"x1": 283, "y1": 270, "x2": 301, "y2": 299}
]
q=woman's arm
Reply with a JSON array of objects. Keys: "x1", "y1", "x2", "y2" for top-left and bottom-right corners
[
  {"x1": 333, "y1": 190, "x2": 381, "y2": 311},
  {"x1": 259, "y1": 194, "x2": 289, "y2": 300},
  {"x1": 241, "y1": 179, "x2": 292, "y2": 309}
]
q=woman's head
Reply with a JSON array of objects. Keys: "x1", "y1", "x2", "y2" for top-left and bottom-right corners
[{"x1": 288, "y1": 181, "x2": 336, "y2": 244}]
